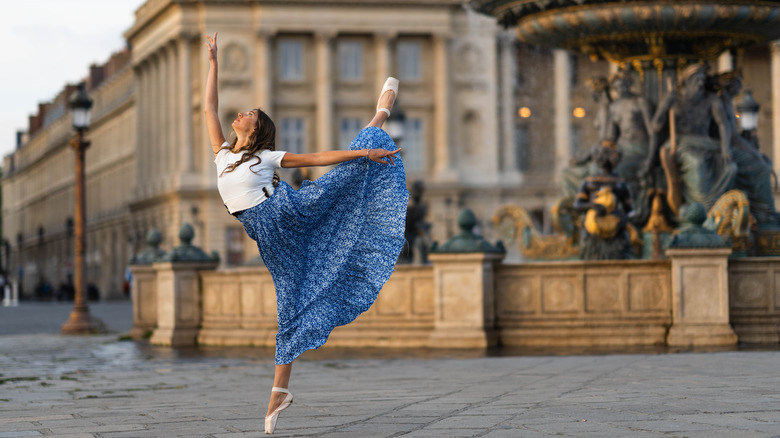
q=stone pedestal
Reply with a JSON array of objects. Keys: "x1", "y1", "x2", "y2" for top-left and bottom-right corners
[
  {"x1": 149, "y1": 261, "x2": 218, "y2": 347},
  {"x1": 666, "y1": 248, "x2": 738, "y2": 347},
  {"x1": 428, "y1": 252, "x2": 504, "y2": 348},
  {"x1": 129, "y1": 265, "x2": 158, "y2": 339}
]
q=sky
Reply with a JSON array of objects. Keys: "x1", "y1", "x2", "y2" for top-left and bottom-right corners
[{"x1": 1, "y1": 0, "x2": 144, "y2": 158}]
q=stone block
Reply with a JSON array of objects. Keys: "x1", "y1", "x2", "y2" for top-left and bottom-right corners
[
  {"x1": 428, "y1": 252, "x2": 504, "y2": 348},
  {"x1": 129, "y1": 265, "x2": 157, "y2": 339},
  {"x1": 666, "y1": 248, "x2": 737, "y2": 347},
  {"x1": 149, "y1": 260, "x2": 218, "y2": 347}
]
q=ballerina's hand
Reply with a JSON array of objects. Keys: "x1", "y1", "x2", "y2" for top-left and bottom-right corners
[
  {"x1": 205, "y1": 32, "x2": 218, "y2": 62},
  {"x1": 368, "y1": 148, "x2": 402, "y2": 165}
]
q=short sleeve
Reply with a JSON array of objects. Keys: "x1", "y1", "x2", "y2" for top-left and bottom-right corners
[
  {"x1": 213, "y1": 141, "x2": 231, "y2": 164},
  {"x1": 261, "y1": 150, "x2": 287, "y2": 169}
]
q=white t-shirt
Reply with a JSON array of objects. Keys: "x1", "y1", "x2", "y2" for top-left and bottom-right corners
[{"x1": 214, "y1": 141, "x2": 287, "y2": 213}]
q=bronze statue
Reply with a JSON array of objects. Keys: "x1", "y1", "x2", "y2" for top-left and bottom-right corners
[
  {"x1": 715, "y1": 72, "x2": 780, "y2": 227},
  {"x1": 603, "y1": 71, "x2": 656, "y2": 225},
  {"x1": 563, "y1": 72, "x2": 655, "y2": 226},
  {"x1": 573, "y1": 144, "x2": 634, "y2": 260},
  {"x1": 399, "y1": 180, "x2": 431, "y2": 264},
  {"x1": 650, "y1": 63, "x2": 737, "y2": 215},
  {"x1": 561, "y1": 77, "x2": 611, "y2": 197}
]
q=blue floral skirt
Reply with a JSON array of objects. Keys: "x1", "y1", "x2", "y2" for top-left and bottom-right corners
[{"x1": 235, "y1": 127, "x2": 408, "y2": 364}]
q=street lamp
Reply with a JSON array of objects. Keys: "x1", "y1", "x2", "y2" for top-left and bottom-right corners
[
  {"x1": 736, "y1": 87, "x2": 760, "y2": 147},
  {"x1": 385, "y1": 105, "x2": 406, "y2": 146},
  {"x1": 61, "y1": 82, "x2": 104, "y2": 334}
]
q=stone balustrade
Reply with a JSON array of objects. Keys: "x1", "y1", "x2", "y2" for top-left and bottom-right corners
[
  {"x1": 495, "y1": 259, "x2": 672, "y2": 348},
  {"x1": 131, "y1": 231, "x2": 780, "y2": 349}
]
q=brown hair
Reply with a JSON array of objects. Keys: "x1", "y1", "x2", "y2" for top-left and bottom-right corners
[{"x1": 220, "y1": 109, "x2": 280, "y2": 187}]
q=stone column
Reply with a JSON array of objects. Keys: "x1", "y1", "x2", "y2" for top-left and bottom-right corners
[
  {"x1": 129, "y1": 265, "x2": 157, "y2": 339},
  {"x1": 313, "y1": 31, "x2": 335, "y2": 179},
  {"x1": 432, "y1": 33, "x2": 456, "y2": 181},
  {"x1": 771, "y1": 40, "x2": 780, "y2": 177},
  {"x1": 498, "y1": 31, "x2": 520, "y2": 183},
  {"x1": 134, "y1": 63, "x2": 148, "y2": 198},
  {"x1": 553, "y1": 49, "x2": 572, "y2": 180},
  {"x1": 666, "y1": 247, "x2": 738, "y2": 347},
  {"x1": 150, "y1": 55, "x2": 161, "y2": 191},
  {"x1": 255, "y1": 29, "x2": 275, "y2": 117},
  {"x1": 165, "y1": 44, "x2": 177, "y2": 181},
  {"x1": 718, "y1": 50, "x2": 734, "y2": 73},
  {"x1": 178, "y1": 34, "x2": 195, "y2": 173},
  {"x1": 315, "y1": 31, "x2": 335, "y2": 154},
  {"x1": 374, "y1": 32, "x2": 394, "y2": 94}
]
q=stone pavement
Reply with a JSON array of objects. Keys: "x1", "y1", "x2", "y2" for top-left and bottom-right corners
[{"x1": 1, "y1": 302, "x2": 779, "y2": 437}]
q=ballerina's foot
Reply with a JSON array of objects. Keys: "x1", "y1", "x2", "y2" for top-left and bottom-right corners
[
  {"x1": 265, "y1": 388, "x2": 293, "y2": 434},
  {"x1": 376, "y1": 77, "x2": 399, "y2": 116},
  {"x1": 266, "y1": 391, "x2": 288, "y2": 417}
]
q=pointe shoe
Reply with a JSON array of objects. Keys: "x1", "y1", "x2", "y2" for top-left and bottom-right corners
[
  {"x1": 376, "y1": 77, "x2": 399, "y2": 117},
  {"x1": 265, "y1": 387, "x2": 293, "y2": 434}
]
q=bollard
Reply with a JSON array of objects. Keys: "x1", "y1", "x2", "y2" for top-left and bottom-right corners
[
  {"x1": 665, "y1": 203, "x2": 737, "y2": 347},
  {"x1": 427, "y1": 209, "x2": 505, "y2": 348},
  {"x1": 148, "y1": 224, "x2": 219, "y2": 347},
  {"x1": 3, "y1": 282, "x2": 19, "y2": 307}
]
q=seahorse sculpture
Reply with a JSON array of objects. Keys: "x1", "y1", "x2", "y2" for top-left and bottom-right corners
[
  {"x1": 492, "y1": 199, "x2": 580, "y2": 260},
  {"x1": 583, "y1": 186, "x2": 622, "y2": 239},
  {"x1": 704, "y1": 190, "x2": 754, "y2": 252}
]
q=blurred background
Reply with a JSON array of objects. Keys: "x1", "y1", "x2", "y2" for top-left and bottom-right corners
[{"x1": 1, "y1": 0, "x2": 778, "y2": 302}]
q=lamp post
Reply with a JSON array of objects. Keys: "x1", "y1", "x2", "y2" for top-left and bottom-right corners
[
  {"x1": 736, "y1": 87, "x2": 760, "y2": 148},
  {"x1": 61, "y1": 82, "x2": 104, "y2": 334},
  {"x1": 385, "y1": 105, "x2": 406, "y2": 147}
]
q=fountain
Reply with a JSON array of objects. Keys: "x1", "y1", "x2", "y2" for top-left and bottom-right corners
[{"x1": 473, "y1": 0, "x2": 780, "y2": 258}]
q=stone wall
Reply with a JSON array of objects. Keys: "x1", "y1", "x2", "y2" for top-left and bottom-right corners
[
  {"x1": 197, "y1": 265, "x2": 435, "y2": 347},
  {"x1": 133, "y1": 255, "x2": 780, "y2": 349},
  {"x1": 729, "y1": 257, "x2": 780, "y2": 343},
  {"x1": 495, "y1": 260, "x2": 672, "y2": 347}
]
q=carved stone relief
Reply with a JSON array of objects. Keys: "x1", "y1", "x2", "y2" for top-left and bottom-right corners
[{"x1": 223, "y1": 42, "x2": 249, "y2": 73}]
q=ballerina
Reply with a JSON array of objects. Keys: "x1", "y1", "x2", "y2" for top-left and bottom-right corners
[{"x1": 204, "y1": 32, "x2": 408, "y2": 434}]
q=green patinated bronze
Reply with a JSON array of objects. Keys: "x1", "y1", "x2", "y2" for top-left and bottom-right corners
[
  {"x1": 129, "y1": 229, "x2": 167, "y2": 265},
  {"x1": 474, "y1": 0, "x2": 780, "y2": 259},
  {"x1": 670, "y1": 203, "x2": 730, "y2": 249},
  {"x1": 432, "y1": 209, "x2": 505, "y2": 254},
  {"x1": 162, "y1": 224, "x2": 220, "y2": 263},
  {"x1": 471, "y1": 1, "x2": 780, "y2": 62}
]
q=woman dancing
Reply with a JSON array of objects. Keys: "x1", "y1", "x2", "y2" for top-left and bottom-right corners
[{"x1": 204, "y1": 33, "x2": 408, "y2": 434}]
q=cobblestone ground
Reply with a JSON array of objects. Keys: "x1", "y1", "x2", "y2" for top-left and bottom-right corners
[{"x1": 1, "y1": 302, "x2": 779, "y2": 437}]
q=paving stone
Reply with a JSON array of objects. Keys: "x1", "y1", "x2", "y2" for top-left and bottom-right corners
[
  {"x1": 403, "y1": 428, "x2": 486, "y2": 437},
  {"x1": 2, "y1": 305, "x2": 780, "y2": 437}
]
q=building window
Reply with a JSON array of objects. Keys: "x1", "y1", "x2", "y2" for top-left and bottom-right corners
[
  {"x1": 280, "y1": 118, "x2": 306, "y2": 154},
  {"x1": 226, "y1": 228, "x2": 244, "y2": 266},
  {"x1": 403, "y1": 118, "x2": 425, "y2": 172},
  {"x1": 515, "y1": 123, "x2": 530, "y2": 171},
  {"x1": 278, "y1": 40, "x2": 303, "y2": 81},
  {"x1": 569, "y1": 53, "x2": 579, "y2": 87},
  {"x1": 338, "y1": 41, "x2": 363, "y2": 81},
  {"x1": 397, "y1": 42, "x2": 421, "y2": 81},
  {"x1": 570, "y1": 124, "x2": 582, "y2": 157},
  {"x1": 339, "y1": 117, "x2": 363, "y2": 148}
]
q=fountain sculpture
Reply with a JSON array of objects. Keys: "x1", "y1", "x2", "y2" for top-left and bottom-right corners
[{"x1": 473, "y1": 0, "x2": 780, "y2": 258}]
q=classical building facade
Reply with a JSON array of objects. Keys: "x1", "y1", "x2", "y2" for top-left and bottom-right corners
[
  {"x1": 3, "y1": 0, "x2": 780, "y2": 298},
  {"x1": 2, "y1": 51, "x2": 135, "y2": 300}
]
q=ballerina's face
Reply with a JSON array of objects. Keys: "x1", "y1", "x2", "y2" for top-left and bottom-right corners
[{"x1": 232, "y1": 110, "x2": 259, "y2": 135}]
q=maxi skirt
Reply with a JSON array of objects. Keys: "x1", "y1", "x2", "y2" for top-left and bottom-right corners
[{"x1": 235, "y1": 127, "x2": 409, "y2": 364}]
